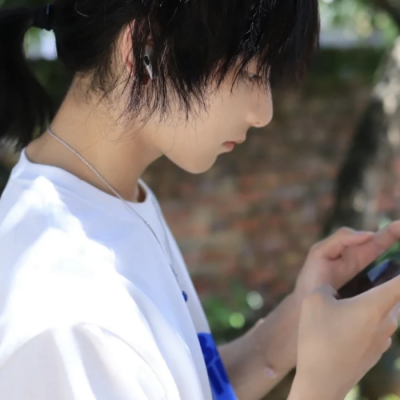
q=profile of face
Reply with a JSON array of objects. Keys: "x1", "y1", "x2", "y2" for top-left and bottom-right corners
[
  {"x1": 1, "y1": 0, "x2": 319, "y2": 170},
  {"x1": 119, "y1": 31, "x2": 273, "y2": 175},
  {"x1": 142, "y1": 69, "x2": 273, "y2": 174}
]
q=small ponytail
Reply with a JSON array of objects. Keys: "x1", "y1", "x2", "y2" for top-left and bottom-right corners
[{"x1": 0, "y1": 7, "x2": 53, "y2": 150}]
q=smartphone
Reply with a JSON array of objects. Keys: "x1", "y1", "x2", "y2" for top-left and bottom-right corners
[{"x1": 338, "y1": 253, "x2": 400, "y2": 299}]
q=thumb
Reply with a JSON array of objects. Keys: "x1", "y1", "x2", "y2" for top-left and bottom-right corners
[{"x1": 364, "y1": 274, "x2": 400, "y2": 313}]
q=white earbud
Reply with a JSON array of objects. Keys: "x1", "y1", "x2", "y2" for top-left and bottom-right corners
[{"x1": 144, "y1": 45, "x2": 154, "y2": 80}]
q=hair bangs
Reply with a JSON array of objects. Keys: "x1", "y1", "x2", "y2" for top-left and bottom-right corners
[
  {"x1": 229, "y1": 0, "x2": 320, "y2": 90},
  {"x1": 53, "y1": 0, "x2": 320, "y2": 122}
]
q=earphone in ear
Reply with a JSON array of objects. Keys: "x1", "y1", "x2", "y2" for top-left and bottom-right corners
[{"x1": 143, "y1": 45, "x2": 154, "y2": 81}]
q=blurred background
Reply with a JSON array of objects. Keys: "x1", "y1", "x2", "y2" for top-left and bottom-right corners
[{"x1": 2, "y1": 0, "x2": 400, "y2": 399}]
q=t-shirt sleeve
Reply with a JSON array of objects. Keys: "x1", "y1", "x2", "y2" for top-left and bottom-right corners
[{"x1": 0, "y1": 323, "x2": 180, "y2": 400}]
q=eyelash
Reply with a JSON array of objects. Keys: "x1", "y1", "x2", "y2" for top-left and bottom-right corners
[{"x1": 246, "y1": 71, "x2": 263, "y2": 84}]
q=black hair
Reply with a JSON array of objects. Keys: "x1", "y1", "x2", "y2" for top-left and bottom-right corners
[{"x1": 0, "y1": 0, "x2": 320, "y2": 149}]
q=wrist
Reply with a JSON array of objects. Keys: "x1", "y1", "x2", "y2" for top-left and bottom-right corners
[
  {"x1": 287, "y1": 290, "x2": 303, "y2": 313},
  {"x1": 292, "y1": 284, "x2": 311, "y2": 309},
  {"x1": 251, "y1": 292, "x2": 301, "y2": 373},
  {"x1": 289, "y1": 371, "x2": 346, "y2": 400}
]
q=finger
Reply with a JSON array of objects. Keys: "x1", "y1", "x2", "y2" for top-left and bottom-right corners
[
  {"x1": 381, "y1": 312, "x2": 399, "y2": 337},
  {"x1": 352, "y1": 221, "x2": 400, "y2": 271},
  {"x1": 390, "y1": 302, "x2": 400, "y2": 318},
  {"x1": 364, "y1": 274, "x2": 400, "y2": 313},
  {"x1": 382, "y1": 337, "x2": 392, "y2": 353},
  {"x1": 314, "y1": 227, "x2": 373, "y2": 260}
]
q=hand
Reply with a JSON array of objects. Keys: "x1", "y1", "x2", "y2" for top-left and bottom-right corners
[
  {"x1": 289, "y1": 280, "x2": 400, "y2": 400},
  {"x1": 294, "y1": 222, "x2": 400, "y2": 302}
]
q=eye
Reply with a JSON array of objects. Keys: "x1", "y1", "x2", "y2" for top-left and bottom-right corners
[{"x1": 246, "y1": 71, "x2": 263, "y2": 83}]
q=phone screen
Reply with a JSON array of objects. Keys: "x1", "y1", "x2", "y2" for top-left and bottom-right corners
[{"x1": 338, "y1": 256, "x2": 400, "y2": 299}]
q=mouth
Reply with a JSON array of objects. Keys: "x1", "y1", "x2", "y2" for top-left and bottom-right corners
[
  {"x1": 225, "y1": 139, "x2": 246, "y2": 145},
  {"x1": 222, "y1": 140, "x2": 245, "y2": 151}
]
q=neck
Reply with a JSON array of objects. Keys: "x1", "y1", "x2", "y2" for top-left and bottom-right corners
[{"x1": 26, "y1": 86, "x2": 162, "y2": 202}]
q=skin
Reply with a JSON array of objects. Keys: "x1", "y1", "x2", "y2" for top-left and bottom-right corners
[
  {"x1": 25, "y1": 25, "x2": 400, "y2": 400},
  {"x1": 26, "y1": 27, "x2": 272, "y2": 201}
]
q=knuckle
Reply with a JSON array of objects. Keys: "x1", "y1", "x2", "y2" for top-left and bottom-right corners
[
  {"x1": 387, "y1": 319, "x2": 398, "y2": 336},
  {"x1": 309, "y1": 242, "x2": 321, "y2": 254},
  {"x1": 383, "y1": 337, "x2": 393, "y2": 352},
  {"x1": 308, "y1": 244, "x2": 323, "y2": 259}
]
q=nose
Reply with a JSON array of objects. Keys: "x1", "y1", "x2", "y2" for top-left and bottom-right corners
[
  {"x1": 253, "y1": 120, "x2": 267, "y2": 129},
  {"x1": 248, "y1": 90, "x2": 273, "y2": 129}
]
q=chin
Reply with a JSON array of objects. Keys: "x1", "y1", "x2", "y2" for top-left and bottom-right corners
[{"x1": 175, "y1": 156, "x2": 218, "y2": 175}]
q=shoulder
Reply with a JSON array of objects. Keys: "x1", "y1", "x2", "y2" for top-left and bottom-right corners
[
  {"x1": 0, "y1": 241, "x2": 159, "y2": 371},
  {"x1": 0, "y1": 323, "x2": 179, "y2": 400},
  {"x1": 0, "y1": 197, "x2": 117, "y2": 352},
  {"x1": 0, "y1": 177, "x2": 165, "y2": 352}
]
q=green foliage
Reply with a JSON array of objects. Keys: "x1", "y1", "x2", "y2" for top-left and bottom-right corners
[
  {"x1": 320, "y1": 0, "x2": 399, "y2": 45},
  {"x1": 374, "y1": 217, "x2": 400, "y2": 264},
  {"x1": 345, "y1": 386, "x2": 361, "y2": 400},
  {"x1": 203, "y1": 280, "x2": 263, "y2": 343},
  {"x1": 307, "y1": 47, "x2": 385, "y2": 90},
  {"x1": 29, "y1": 59, "x2": 71, "y2": 106}
]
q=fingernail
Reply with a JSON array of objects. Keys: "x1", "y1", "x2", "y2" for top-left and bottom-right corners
[{"x1": 356, "y1": 231, "x2": 373, "y2": 235}]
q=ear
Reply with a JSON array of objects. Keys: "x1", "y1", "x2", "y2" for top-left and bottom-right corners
[
  {"x1": 121, "y1": 23, "x2": 154, "y2": 74},
  {"x1": 121, "y1": 23, "x2": 135, "y2": 72}
]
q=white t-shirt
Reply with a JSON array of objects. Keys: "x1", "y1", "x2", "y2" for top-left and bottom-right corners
[{"x1": 0, "y1": 150, "x2": 237, "y2": 400}]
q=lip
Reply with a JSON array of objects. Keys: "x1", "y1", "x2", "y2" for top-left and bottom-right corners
[
  {"x1": 223, "y1": 141, "x2": 236, "y2": 151},
  {"x1": 222, "y1": 139, "x2": 246, "y2": 151},
  {"x1": 225, "y1": 139, "x2": 246, "y2": 145}
]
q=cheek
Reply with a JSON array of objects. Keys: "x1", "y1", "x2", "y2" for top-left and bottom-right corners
[
  {"x1": 159, "y1": 124, "x2": 223, "y2": 173},
  {"x1": 158, "y1": 124, "x2": 217, "y2": 163}
]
